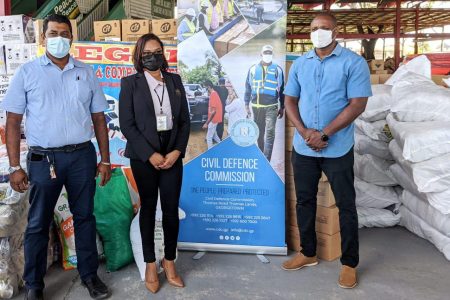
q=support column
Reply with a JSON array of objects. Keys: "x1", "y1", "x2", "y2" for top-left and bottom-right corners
[{"x1": 394, "y1": 0, "x2": 402, "y2": 68}]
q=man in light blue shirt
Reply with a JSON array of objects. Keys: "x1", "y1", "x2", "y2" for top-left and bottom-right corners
[
  {"x1": 282, "y1": 13, "x2": 372, "y2": 289},
  {"x1": 2, "y1": 15, "x2": 112, "y2": 300}
]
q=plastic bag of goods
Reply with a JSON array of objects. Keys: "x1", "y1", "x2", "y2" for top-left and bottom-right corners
[
  {"x1": 0, "y1": 234, "x2": 25, "y2": 299},
  {"x1": 0, "y1": 190, "x2": 29, "y2": 238},
  {"x1": 354, "y1": 133, "x2": 392, "y2": 160},
  {"x1": 357, "y1": 206, "x2": 401, "y2": 228},
  {"x1": 355, "y1": 119, "x2": 391, "y2": 142},
  {"x1": 54, "y1": 189, "x2": 105, "y2": 270},
  {"x1": 355, "y1": 177, "x2": 399, "y2": 209},
  {"x1": 399, "y1": 206, "x2": 450, "y2": 261},
  {"x1": 0, "y1": 151, "x2": 28, "y2": 184},
  {"x1": 130, "y1": 204, "x2": 186, "y2": 281},
  {"x1": 389, "y1": 140, "x2": 450, "y2": 193},
  {"x1": 391, "y1": 73, "x2": 450, "y2": 122},
  {"x1": 387, "y1": 114, "x2": 450, "y2": 163},
  {"x1": 354, "y1": 153, "x2": 397, "y2": 186},
  {"x1": 401, "y1": 190, "x2": 450, "y2": 237},
  {"x1": 94, "y1": 168, "x2": 134, "y2": 272},
  {"x1": 385, "y1": 55, "x2": 431, "y2": 85},
  {"x1": 389, "y1": 163, "x2": 450, "y2": 215},
  {"x1": 360, "y1": 84, "x2": 393, "y2": 122}
]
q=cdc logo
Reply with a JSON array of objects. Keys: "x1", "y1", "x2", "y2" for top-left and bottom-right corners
[{"x1": 230, "y1": 119, "x2": 259, "y2": 147}]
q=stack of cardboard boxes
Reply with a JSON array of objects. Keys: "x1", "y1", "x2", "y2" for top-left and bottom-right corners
[
  {"x1": 93, "y1": 19, "x2": 177, "y2": 43},
  {"x1": 370, "y1": 59, "x2": 388, "y2": 75},
  {"x1": 285, "y1": 121, "x2": 342, "y2": 261},
  {"x1": 214, "y1": 19, "x2": 255, "y2": 58}
]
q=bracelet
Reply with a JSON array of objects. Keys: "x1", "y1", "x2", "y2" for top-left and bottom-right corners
[{"x1": 100, "y1": 162, "x2": 111, "y2": 166}]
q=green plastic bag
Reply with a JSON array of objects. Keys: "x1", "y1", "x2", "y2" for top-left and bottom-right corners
[{"x1": 94, "y1": 168, "x2": 134, "y2": 272}]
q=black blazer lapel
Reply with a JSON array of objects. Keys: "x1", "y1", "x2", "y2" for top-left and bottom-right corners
[
  {"x1": 135, "y1": 73, "x2": 157, "y2": 119},
  {"x1": 164, "y1": 72, "x2": 180, "y2": 118}
]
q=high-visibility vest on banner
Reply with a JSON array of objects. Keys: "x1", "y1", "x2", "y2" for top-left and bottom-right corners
[
  {"x1": 180, "y1": 18, "x2": 196, "y2": 40},
  {"x1": 251, "y1": 64, "x2": 279, "y2": 107}
]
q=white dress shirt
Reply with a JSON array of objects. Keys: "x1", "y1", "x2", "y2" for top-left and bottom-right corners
[{"x1": 144, "y1": 71, "x2": 173, "y2": 130}]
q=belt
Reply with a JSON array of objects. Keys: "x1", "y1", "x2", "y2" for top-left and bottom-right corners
[
  {"x1": 157, "y1": 130, "x2": 172, "y2": 137},
  {"x1": 29, "y1": 141, "x2": 91, "y2": 153}
]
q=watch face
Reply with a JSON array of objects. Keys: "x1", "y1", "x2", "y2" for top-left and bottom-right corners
[{"x1": 321, "y1": 135, "x2": 329, "y2": 142}]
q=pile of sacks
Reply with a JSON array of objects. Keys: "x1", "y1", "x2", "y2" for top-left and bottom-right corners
[
  {"x1": 353, "y1": 83, "x2": 401, "y2": 228},
  {"x1": 385, "y1": 58, "x2": 450, "y2": 260}
]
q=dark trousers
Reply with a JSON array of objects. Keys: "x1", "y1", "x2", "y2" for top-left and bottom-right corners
[
  {"x1": 253, "y1": 105, "x2": 278, "y2": 162},
  {"x1": 216, "y1": 111, "x2": 225, "y2": 139},
  {"x1": 130, "y1": 131, "x2": 182, "y2": 263},
  {"x1": 24, "y1": 143, "x2": 99, "y2": 290},
  {"x1": 292, "y1": 148, "x2": 359, "y2": 268}
]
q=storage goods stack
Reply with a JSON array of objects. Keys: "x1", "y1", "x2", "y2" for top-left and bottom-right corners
[
  {"x1": 384, "y1": 56, "x2": 450, "y2": 260},
  {"x1": 214, "y1": 19, "x2": 254, "y2": 58},
  {"x1": 369, "y1": 59, "x2": 389, "y2": 75},
  {"x1": 0, "y1": 143, "x2": 29, "y2": 299},
  {"x1": 286, "y1": 125, "x2": 341, "y2": 261},
  {"x1": 353, "y1": 83, "x2": 401, "y2": 228}
]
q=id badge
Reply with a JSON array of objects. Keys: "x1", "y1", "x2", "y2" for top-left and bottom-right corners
[{"x1": 156, "y1": 114, "x2": 168, "y2": 132}]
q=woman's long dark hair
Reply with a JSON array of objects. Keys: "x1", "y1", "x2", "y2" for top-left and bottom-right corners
[{"x1": 132, "y1": 33, "x2": 169, "y2": 73}]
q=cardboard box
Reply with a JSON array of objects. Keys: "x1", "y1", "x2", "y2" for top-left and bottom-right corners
[
  {"x1": 4, "y1": 44, "x2": 38, "y2": 75},
  {"x1": 34, "y1": 19, "x2": 78, "y2": 46},
  {"x1": 317, "y1": 181, "x2": 335, "y2": 207},
  {"x1": 316, "y1": 231, "x2": 341, "y2": 261},
  {"x1": 286, "y1": 225, "x2": 301, "y2": 251},
  {"x1": 0, "y1": 15, "x2": 34, "y2": 44},
  {"x1": 121, "y1": 19, "x2": 151, "y2": 42},
  {"x1": 379, "y1": 74, "x2": 391, "y2": 84},
  {"x1": 370, "y1": 59, "x2": 384, "y2": 71},
  {"x1": 316, "y1": 205, "x2": 340, "y2": 235},
  {"x1": 370, "y1": 74, "x2": 380, "y2": 84},
  {"x1": 375, "y1": 69, "x2": 388, "y2": 75},
  {"x1": 94, "y1": 20, "x2": 121, "y2": 42},
  {"x1": 432, "y1": 75, "x2": 450, "y2": 87},
  {"x1": 152, "y1": 19, "x2": 177, "y2": 39},
  {"x1": 0, "y1": 75, "x2": 11, "y2": 125}
]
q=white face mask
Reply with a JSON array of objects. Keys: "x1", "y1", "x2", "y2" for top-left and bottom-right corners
[
  {"x1": 262, "y1": 54, "x2": 273, "y2": 64},
  {"x1": 310, "y1": 29, "x2": 334, "y2": 49}
]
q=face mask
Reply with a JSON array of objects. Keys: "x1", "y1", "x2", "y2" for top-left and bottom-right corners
[
  {"x1": 142, "y1": 54, "x2": 164, "y2": 71},
  {"x1": 310, "y1": 29, "x2": 334, "y2": 49},
  {"x1": 46, "y1": 36, "x2": 71, "y2": 58},
  {"x1": 262, "y1": 54, "x2": 273, "y2": 64}
]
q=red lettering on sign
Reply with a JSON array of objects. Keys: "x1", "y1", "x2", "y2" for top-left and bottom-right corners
[
  {"x1": 74, "y1": 45, "x2": 102, "y2": 61},
  {"x1": 104, "y1": 47, "x2": 131, "y2": 62}
]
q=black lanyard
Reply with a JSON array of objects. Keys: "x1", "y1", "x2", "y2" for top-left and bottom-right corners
[{"x1": 154, "y1": 81, "x2": 165, "y2": 114}]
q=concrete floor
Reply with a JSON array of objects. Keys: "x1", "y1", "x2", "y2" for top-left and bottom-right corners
[{"x1": 13, "y1": 227, "x2": 450, "y2": 300}]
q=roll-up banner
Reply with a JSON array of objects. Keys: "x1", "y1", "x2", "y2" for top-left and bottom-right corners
[{"x1": 177, "y1": 0, "x2": 287, "y2": 255}]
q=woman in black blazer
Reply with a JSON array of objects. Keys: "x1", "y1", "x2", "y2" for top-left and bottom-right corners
[{"x1": 119, "y1": 34, "x2": 190, "y2": 294}]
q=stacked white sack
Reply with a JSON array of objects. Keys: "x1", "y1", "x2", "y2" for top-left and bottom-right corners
[
  {"x1": 354, "y1": 84, "x2": 401, "y2": 228},
  {"x1": 386, "y1": 55, "x2": 450, "y2": 260}
]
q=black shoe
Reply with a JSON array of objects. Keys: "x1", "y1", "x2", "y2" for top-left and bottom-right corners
[
  {"x1": 81, "y1": 275, "x2": 111, "y2": 299},
  {"x1": 24, "y1": 289, "x2": 44, "y2": 300}
]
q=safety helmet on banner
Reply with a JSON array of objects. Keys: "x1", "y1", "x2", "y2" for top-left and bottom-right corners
[
  {"x1": 201, "y1": 0, "x2": 209, "y2": 7},
  {"x1": 186, "y1": 8, "x2": 196, "y2": 17}
]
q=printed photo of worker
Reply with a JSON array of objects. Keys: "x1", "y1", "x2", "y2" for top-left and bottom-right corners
[
  {"x1": 220, "y1": 17, "x2": 287, "y2": 180},
  {"x1": 235, "y1": 0, "x2": 287, "y2": 34},
  {"x1": 177, "y1": 0, "x2": 256, "y2": 58},
  {"x1": 177, "y1": 31, "x2": 240, "y2": 162}
]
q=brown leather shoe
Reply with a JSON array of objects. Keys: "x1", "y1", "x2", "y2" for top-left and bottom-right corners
[
  {"x1": 145, "y1": 262, "x2": 160, "y2": 293},
  {"x1": 162, "y1": 259, "x2": 185, "y2": 288},
  {"x1": 282, "y1": 252, "x2": 318, "y2": 271},
  {"x1": 339, "y1": 265, "x2": 357, "y2": 289}
]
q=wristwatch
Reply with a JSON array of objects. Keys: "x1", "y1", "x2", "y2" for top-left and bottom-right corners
[
  {"x1": 8, "y1": 166, "x2": 22, "y2": 174},
  {"x1": 320, "y1": 131, "x2": 329, "y2": 142}
]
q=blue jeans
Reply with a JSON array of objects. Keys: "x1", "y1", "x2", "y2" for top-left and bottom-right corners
[
  {"x1": 24, "y1": 143, "x2": 99, "y2": 290},
  {"x1": 253, "y1": 105, "x2": 278, "y2": 161}
]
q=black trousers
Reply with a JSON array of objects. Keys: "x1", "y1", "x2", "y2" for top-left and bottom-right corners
[
  {"x1": 292, "y1": 148, "x2": 359, "y2": 268},
  {"x1": 130, "y1": 131, "x2": 182, "y2": 263}
]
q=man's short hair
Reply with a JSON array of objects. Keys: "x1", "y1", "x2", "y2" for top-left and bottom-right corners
[
  {"x1": 204, "y1": 80, "x2": 214, "y2": 88},
  {"x1": 313, "y1": 12, "x2": 337, "y2": 27},
  {"x1": 43, "y1": 14, "x2": 72, "y2": 36}
]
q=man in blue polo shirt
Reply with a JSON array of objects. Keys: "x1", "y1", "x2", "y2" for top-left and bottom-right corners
[
  {"x1": 282, "y1": 13, "x2": 372, "y2": 289},
  {"x1": 2, "y1": 15, "x2": 112, "y2": 300}
]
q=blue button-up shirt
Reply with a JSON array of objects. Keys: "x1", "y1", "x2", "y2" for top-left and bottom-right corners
[
  {"x1": 285, "y1": 44, "x2": 372, "y2": 158},
  {"x1": 2, "y1": 54, "x2": 108, "y2": 148}
]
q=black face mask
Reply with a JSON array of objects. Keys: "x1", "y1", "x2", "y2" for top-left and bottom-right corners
[{"x1": 142, "y1": 54, "x2": 164, "y2": 72}]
